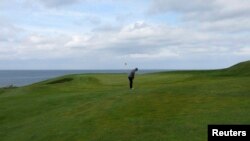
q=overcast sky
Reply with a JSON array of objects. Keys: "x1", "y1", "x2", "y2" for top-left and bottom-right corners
[{"x1": 1, "y1": 0, "x2": 250, "y2": 69}]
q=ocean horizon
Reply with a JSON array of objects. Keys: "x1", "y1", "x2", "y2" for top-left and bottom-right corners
[{"x1": 0, "y1": 69, "x2": 169, "y2": 87}]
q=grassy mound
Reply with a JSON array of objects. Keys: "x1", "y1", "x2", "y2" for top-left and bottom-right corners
[
  {"x1": 223, "y1": 60, "x2": 250, "y2": 76},
  {"x1": 47, "y1": 78, "x2": 74, "y2": 84},
  {"x1": 0, "y1": 61, "x2": 250, "y2": 141}
]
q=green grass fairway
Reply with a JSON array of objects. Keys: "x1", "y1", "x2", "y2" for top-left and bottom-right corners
[{"x1": 1, "y1": 61, "x2": 250, "y2": 141}]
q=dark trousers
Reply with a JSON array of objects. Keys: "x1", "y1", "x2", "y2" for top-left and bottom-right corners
[{"x1": 128, "y1": 77, "x2": 134, "y2": 89}]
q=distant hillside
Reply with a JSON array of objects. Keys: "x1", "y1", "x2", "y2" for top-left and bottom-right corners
[
  {"x1": 156, "y1": 60, "x2": 250, "y2": 77},
  {"x1": 223, "y1": 60, "x2": 250, "y2": 76}
]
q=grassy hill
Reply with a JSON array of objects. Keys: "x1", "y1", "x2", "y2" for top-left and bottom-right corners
[
  {"x1": 1, "y1": 61, "x2": 250, "y2": 141},
  {"x1": 223, "y1": 60, "x2": 250, "y2": 76}
]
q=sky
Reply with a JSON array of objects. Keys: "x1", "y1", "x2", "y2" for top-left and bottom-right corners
[{"x1": 0, "y1": 0, "x2": 250, "y2": 70}]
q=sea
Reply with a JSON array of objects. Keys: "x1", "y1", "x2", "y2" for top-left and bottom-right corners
[{"x1": 0, "y1": 70, "x2": 166, "y2": 87}]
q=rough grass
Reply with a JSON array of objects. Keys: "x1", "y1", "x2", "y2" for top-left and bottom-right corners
[
  {"x1": 47, "y1": 78, "x2": 74, "y2": 84},
  {"x1": 0, "y1": 61, "x2": 250, "y2": 141}
]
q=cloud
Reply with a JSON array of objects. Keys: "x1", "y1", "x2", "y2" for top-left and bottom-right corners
[
  {"x1": 0, "y1": 21, "x2": 23, "y2": 42},
  {"x1": 193, "y1": 18, "x2": 250, "y2": 33},
  {"x1": 1, "y1": 0, "x2": 250, "y2": 69},
  {"x1": 235, "y1": 47, "x2": 250, "y2": 55},
  {"x1": 37, "y1": 0, "x2": 81, "y2": 8},
  {"x1": 148, "y1": 0, "x2": 250, "y2": 33},
  {"x1": 149, "y1": 0, "x2": 250, "y2": 21},
  {"x1": 92, "y1": 24, "x2": 120, "y2": 32},
  {"x1": 116, "y1": 13, "x2": 135, "y2": 22},
  {"x1": 125, "y1": 49, "x2": 180, "y2": 60},
  {"x1": 1, "y1": 20, "x2": 248, "y2": 61},
  {"x1": 149, "y1": 0, "x2": 215, "y2": 14}
]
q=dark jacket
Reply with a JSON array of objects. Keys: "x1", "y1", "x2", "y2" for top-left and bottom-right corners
[{"x1": 128, "y1": 69, "x2": 137, "y2": 78}]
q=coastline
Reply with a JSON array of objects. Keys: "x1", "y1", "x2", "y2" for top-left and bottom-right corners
[{"x1": 0, "y1": 69, "x2": 169, "y2": 87}]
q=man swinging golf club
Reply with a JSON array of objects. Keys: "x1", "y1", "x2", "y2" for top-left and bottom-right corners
[{"x1": 128, "y1": 68, "x2": 138, "y2": 90}]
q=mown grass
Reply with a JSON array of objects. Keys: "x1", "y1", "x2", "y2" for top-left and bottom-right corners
[{"x1": 0, "y1": 61, "x2": 250, "y2": 141}]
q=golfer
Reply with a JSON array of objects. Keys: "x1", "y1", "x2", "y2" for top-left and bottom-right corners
[{"x1": 128, "y1": 68, "x2": 138, "y2": 89}]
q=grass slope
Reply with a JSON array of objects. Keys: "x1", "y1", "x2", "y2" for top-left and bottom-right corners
[
  {"x1": 224, "y1": 60, "x2": 250, "y2": 76},
  {"x1": 1, "y1": 61, "x2": 250, "y2": 141}
]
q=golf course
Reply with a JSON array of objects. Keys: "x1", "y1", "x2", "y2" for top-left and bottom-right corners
[{"x1": 0, "y1": 60, "x2": 250, "y2": 141}]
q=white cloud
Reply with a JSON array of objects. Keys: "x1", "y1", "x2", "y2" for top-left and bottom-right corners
[
  {"x1": 1, "y1": 20, "x2": 249, "y2": 62},
  {"x1": 32, "y1": 0, "x2": 81, "y2": 8},
  {"x1": 0, "y1": 21, "x2": 23, "y2": 42},
  {"x1": 235, "y1": 47, "x2": 250, "y2": 55},
  {"x1": 149, "y1": 0, "x2": 250, "y2": 32},
  {"x1": 126, "y1": 49, "x2": 180, "y2": 59},
  {"x1": 149, "y1": 0, "x2": 250, "y2": 21},
  {"x1": 0, "y1": 0, "x2": 250, "y2": 69},
  {"x1": 149, "y1": 0, "x2": 215, "y2": 14}
]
